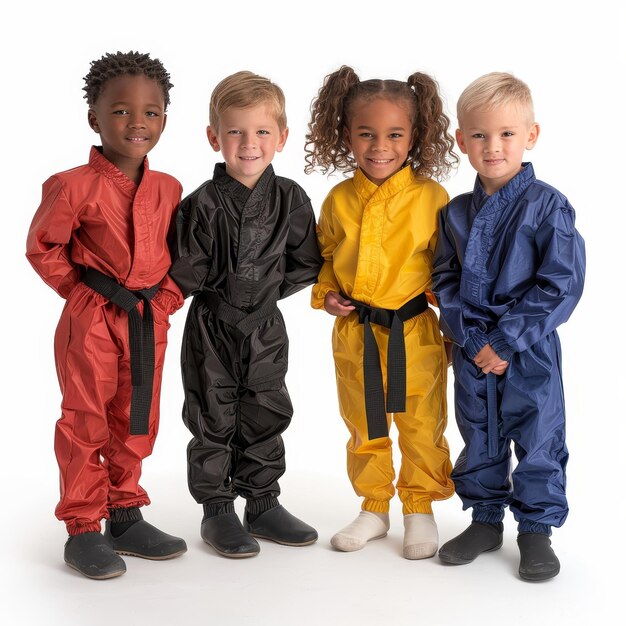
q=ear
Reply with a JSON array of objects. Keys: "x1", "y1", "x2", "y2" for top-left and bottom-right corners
[
  {"x1": 456, "y1": 128, "x2": 468, "y2": 154},
  {"x1": 161, "y1": 112, "x2": 167, "y2": 133},
  {"x1": 525, "y1": 122, "x2": 540, "y2": 151},
  {"x1": 342, "y1": 126, "x2": 352, "y2": 152},
  {"x1": 275, "y1": 126, "x2": 289, "y2": 153},
  {"x1": 206, "y1": 126, "x2": 221, "y2": 152},
  {"x1": 88, "y1": 108, "x2": 100, "y2": 134}
]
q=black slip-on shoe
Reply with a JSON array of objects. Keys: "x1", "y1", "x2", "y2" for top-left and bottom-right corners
[
  {"x1": 438, "y1": 521, "x2": 503, "y2": 565},
  {"x1": 200, "y1": 512, "x2": 260, "y2": 558},
  {"x1": 517, "y1": 532, "x2": 560, "y2": 581},
  {"x1": 244, "y1": 505, "x2": 318, "y2": 546},
  {"x1": 64, "y1": 531, "x2": 126, "y2": 580},
  {"x1": 104, "y1": 520, "x2": 187, "y2": 560}
]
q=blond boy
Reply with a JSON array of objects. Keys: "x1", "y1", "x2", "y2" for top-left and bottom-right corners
[
  {"x1": 432, "y1": 73, "x2": 585, "y2": 581},
  {"x1": 170, "y1": 72, "x2": 322, "y2": 557}
]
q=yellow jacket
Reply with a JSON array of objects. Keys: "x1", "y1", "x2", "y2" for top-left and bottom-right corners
[{"x1": 312, "y1": 166, "x2": 449, "y2": 310}]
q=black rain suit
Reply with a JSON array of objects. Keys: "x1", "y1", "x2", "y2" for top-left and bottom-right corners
[{"x1": 170, "y1": 164, "x2": 322, "y2": 508}]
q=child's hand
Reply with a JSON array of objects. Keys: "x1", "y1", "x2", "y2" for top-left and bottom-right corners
[
  {"x1": 473, "y1": 343, "x2": 509, "y2": 375},
  {"x1": 324, "y1": 291, "x2": 355, "y2": 317}
]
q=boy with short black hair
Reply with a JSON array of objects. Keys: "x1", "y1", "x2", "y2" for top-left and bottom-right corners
[
  {"x1": 170, "y1": 71, "x2": 322, "y2": 558},
  {"x1": 26, "y1": 51, "x2": 187, "y2": 579},
  {"x1": 432, "y1": 72, "x2": 585, "y2": 581}
]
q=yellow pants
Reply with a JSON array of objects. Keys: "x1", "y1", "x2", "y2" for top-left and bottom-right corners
[{"x1": 333, "y1": 308, "x2": 454, "y2": 515}]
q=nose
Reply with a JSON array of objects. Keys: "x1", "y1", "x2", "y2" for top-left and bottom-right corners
[
  {"x1": 241, "y1": 132, "x2": 257, "y2": 149},
  {"x1": 372, "y1": 137, "x2": 388, "y2": 152},
  {"x1": 484, "y1": 136, "x2": 501, "y2": 153},
  {"x1": 128, "y1": 112, "x2": 146, "y2": 129}
]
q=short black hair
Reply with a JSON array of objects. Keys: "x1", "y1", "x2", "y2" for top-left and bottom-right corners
[{"x1": 83, "y1": 51, "x2": 173, "y2": 108}]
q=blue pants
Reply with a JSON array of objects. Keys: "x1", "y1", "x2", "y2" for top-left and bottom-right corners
[{"x1": 451, "y1": 332, "x2": 568, "y2": 532}]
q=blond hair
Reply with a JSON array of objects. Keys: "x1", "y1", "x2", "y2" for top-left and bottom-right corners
[
  {"x1": 209, "y1": 70, "x2": 287, "y2": 130},
  {"x1": 457, "y1": 72, "x2": 534, "y2": 127}
]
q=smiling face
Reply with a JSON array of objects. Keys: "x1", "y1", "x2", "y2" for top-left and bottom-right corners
[
  {"x1": 87, "y1": 74, "x2": 166, "y2": 182},
  {"x1": 344, "y1": 97, "x2": 413, "y2": 186},
  {"x1": 207, "y1": 104, "x2": 288, "y2": 189},
  {"x1": 456, "y1": 102, "x2": 539, "y2": 195}
]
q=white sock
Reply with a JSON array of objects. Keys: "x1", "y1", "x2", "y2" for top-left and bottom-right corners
[
  {"x1": 403, "y1": 513, "x2": 438, "y2": 559},
  {"x1": 331, "y1": 511, "x2": 390, "y2": 552}
]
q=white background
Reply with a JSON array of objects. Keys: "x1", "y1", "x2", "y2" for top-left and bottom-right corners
[{"x1": 2, "y1": 1, "x2": 624, "y2": 624}]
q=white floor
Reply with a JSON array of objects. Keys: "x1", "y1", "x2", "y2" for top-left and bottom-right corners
[{"x1": 1, "y1": 467, "x2": 620, "y2": 626}]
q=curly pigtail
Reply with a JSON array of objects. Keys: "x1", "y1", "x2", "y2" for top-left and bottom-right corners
[
  {"x1": 406, "y1": 72, "x2": 458, "y2": 180},
  {"x1": 304, "y1": 66, "x2": 360, "y2": 175}
]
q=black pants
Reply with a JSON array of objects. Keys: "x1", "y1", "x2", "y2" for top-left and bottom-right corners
[{"x1": 181, "y1": 297, "x2": 292, "y2": 505}]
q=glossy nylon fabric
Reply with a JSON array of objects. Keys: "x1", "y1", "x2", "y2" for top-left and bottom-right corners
[
  {"x1": 170, "y1": 164, "x2": 322, "y2": 505},
  {"x1": 312, "y1": 166, "x2": 454, "y2": 514},
  {"x1": 26, "y1": 147, "x2": 183, "y2": 535},
  {"x1": 432, "y1": 163, "x2": 585, "y2": 528}
]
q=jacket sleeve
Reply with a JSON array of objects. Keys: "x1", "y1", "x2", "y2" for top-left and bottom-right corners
[
  {"x1": 156, "y1": 185, "x2": 185, "y2": 313},
  {"x1": 432, "y1": 209, "x2": 470, "y2": 343},
  {"x1": 25, "y1": 176, "x2": 81, "y2": 299},
  {"x1": 169, "y1": 196, "x2": 213, "y2": 298},
  {"x1": 311, "y1": 194, "x2": 341, "y2": 309},
  {"x1": 425, "y1": 188, "x2": 449, "y2": 308},
  {"x1": 489, "y1": 202, "x2": 585, "y2": 355},
  {"x1": 279, "y1": 192, "x2": 323, "y2": 299},
  {"x1": 432, "y1": 204, "x2": 491, "y2": 358}
]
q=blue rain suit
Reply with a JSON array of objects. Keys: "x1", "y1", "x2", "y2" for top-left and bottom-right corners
[{"x1": 432, "y1": 164, "x2": 585, "y2": 530}]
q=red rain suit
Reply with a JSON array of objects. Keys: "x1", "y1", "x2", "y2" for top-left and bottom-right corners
[{"x1": 26, "y1": 147, "x2": 183, "y2": 535}]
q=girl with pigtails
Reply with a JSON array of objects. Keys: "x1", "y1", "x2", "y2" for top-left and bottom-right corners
[{"x1": 306, "y1": 66, "x2": 458, "y2": 559}]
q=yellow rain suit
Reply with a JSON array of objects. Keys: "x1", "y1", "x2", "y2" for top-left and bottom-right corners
[{"x1": 312, "y1": 166, "x2": 454, "y2": 514}]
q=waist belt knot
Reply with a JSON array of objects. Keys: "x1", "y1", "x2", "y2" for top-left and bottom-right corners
[
  {"x1": 203, "y1": 292, "x2": 278, "y2": 337},
  {"x1": 82, "y1": 268, "x2": 160, "y2": 435},
  {"x1": 348, "y1": 293, "x2": 428, "y2": 440}
]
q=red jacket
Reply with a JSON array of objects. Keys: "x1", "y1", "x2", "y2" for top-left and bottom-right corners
[{"x1": 26, "y1": 146, "x2": 183, "y2": 309}]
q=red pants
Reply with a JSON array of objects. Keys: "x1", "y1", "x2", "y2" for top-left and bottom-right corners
[{"x1": 53, "y1": 282, "x2": 171, "y2": 535}]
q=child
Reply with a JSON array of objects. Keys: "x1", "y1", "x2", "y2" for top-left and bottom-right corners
[
  {"x1": 169, "y1": 71, "x2": 322, "y2": 558},
  {"x1": 306, "y1": 65, "x2": 457, "y2": 559},
  {"x1": 432, "y1": 72, "x2": 585, "y2": 581},
  {"x1": 25, "y1": 51, "x2": 187, "y2": 579}
]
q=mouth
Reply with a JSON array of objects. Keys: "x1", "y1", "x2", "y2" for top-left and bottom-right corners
[
  {"x1": 238, "y1": 156, "x2": 260, "y2": 161},
  {"x1": 484, "y1": 158, "x2": 505, "y2": 166},
  {"x1": 126, "y1": 137, "x2": 149, "y2": 143},
  {"x1": 367, "y1": 158, "x2": 393, "y2": 165}
]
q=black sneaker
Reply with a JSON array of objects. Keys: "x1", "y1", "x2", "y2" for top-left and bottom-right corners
[
  {"x1": 244, "y1": 505, "x2": 318, "y2": 546},
  {"x1": 517, "y1": 533, "x2": 560, "y2": 581},
  {"x1": 104, "y1": 520, "x2": 187, "y2": 560},
  {"x1": 438, "y1": 522, "x2": 503, "y2": 565},
  {"x1": 200, "y1": 512, "x2": 260, "y2": 558},
  {"x1": 64, "y1": 532, "x2": 126, "y2": 580}
]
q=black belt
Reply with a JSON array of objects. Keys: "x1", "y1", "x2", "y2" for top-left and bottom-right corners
[
  {"x1": 204, "y1": 292, "x2": 278, "y2": 337},
  {"x1": 82, "y1": 268, "x2": 160, "y2": 435},
  {"x1": 349, "y1": 293, "x2": 429, "y2": 440}
]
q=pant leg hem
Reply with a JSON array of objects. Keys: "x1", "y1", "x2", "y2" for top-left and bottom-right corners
[{"x1": 362, "y1": 499, "x2": 390, "y2": 513}]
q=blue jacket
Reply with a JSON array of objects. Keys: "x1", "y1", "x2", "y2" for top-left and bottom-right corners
[{"x1": 433, "y1": 163, "x2": 585, "y2": 360}]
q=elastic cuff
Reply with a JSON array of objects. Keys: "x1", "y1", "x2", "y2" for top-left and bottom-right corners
[
  {"x1": 109, "y1": 506, "x2": 143, "y2": 523},
  {"x1": 246, "y1": 495, "x2": 279, "y2": 516},
  {"x1": 401, "y1": 500, "x2": 433, "y2": 515},
  {"x1": 362, "y1": 498, "x2": 390, "y2": 514},
  {"x1": 472, "y1": 505, "x2": 505, "y2": 524},
  {"x1": 463, "y1": 330, "x2": 489, "y2": 359},
  {"x1": 488, "y1": 329, "x2": 515, "y2": 361},
  {"x1": 518, "y1": 520, "x2": 552, "y2": 536},
  {"x1": 203, "y1": 501, "x2": 235, "y2": 518},
  {"x1": 66, "y1": 521, "x2": 103, "y2": 536}
]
